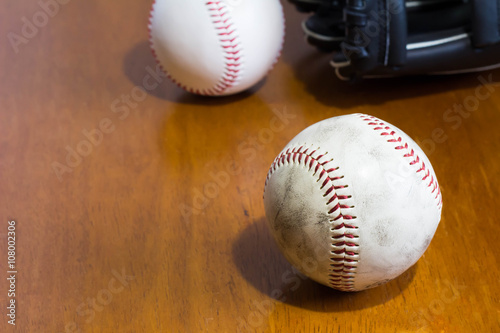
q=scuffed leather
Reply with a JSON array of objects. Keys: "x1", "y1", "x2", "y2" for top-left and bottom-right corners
[{"x1": 264, "y1": 114, "x2": 442, "y2": 291}]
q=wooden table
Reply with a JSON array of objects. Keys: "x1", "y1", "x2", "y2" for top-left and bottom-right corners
[{"x1": 1, "y1": 1, "x2": 499, "y2": 332}]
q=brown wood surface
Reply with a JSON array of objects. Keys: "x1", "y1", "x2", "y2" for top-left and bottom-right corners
[{"x1": 1, "y1": 1, "x2": 499, "y2": 332}]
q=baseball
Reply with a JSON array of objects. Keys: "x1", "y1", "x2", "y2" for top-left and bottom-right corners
[
  {"x1": 148, "y1": 0, "x2": 285, "y2": 96},
  {"x1": 263, "y1": 114, "x2": 443, "y2": 291}
]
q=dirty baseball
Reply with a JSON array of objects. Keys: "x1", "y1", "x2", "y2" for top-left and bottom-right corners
[{"x1": 263, "y1": 114, "x2": 443, "y2": 291}]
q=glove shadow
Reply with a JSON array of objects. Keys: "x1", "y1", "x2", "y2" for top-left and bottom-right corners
[{"x1": 289, "y1": 49, "x2": 498, "y2": 109}]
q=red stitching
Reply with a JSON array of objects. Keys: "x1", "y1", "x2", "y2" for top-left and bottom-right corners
[
  {"x1": 359, "y1": 114, "x2": 443, "y2": 206},
  {"x1": 148, "y1": 1, "x2": 243, "y2": 96},
  {"x1": 265, "y1": 146, "x2": 359, "y2": 291},
  {"x1": 203, "y1": 1, "x2": 242, "y2": 95}
]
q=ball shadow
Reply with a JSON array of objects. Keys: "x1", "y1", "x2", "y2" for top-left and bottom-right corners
[
  {"x1": 122, "y1": 41, "x2": 264, "y2": 105},
  {"x1": 232, "y1": 217, "x2": 417, "y2": 312}
]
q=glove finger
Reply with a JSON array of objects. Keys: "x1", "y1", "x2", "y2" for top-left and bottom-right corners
[
  {"x1": 302, "y1": 13, "x2": 345, "y2": 52},
  {"x1": 334, "y1": 28, "x2": 500, "y2": 79}
]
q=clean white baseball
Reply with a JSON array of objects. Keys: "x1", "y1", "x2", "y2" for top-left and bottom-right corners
[
  {"x1": 148, "y1": 0, "x2": 285, "y2": 96},
  {"x1": 263, "y1": 114, "x2": 443, "y2": 291}
]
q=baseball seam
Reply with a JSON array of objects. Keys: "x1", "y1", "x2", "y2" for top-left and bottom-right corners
[
  {"x1": 148, "y1": 1, "x2": 243, "y2": 96},
  {"x1": 265, "y1": 145, "x2": 360, "y2": 291},
  {"x1": 205, "y1": 1, "x2": 243, "y2": 95},
  {"x1": 359, "y1": 114, "x2": 443, "y2": 207}
]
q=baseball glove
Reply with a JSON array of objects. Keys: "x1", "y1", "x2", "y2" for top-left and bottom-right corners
[{"x1": 290, "y1": 0, "x2": 500, "y2": 80}]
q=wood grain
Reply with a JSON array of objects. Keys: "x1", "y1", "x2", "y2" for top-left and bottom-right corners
[{"x1": 1, "y1": 1, "x2": 499, "y2": 332}]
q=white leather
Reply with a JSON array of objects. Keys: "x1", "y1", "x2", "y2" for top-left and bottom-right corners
[
  {"x1": 264, "y1": 114, "x2": 442, "y2": 291},
  {"x1": 149, "y1": 0, "x2": 284, "y2": 96}
]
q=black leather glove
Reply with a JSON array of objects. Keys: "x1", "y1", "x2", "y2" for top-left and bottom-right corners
[{"x1": 291, "y1": 0, "x2": 500, "y2": 81}]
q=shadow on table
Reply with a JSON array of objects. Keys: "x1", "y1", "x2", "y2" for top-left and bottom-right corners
[
  {"x1": 122, "y1": 41, "x2": 263, "y2": 105},
  {"x1": 121, "y1": 38, "x2": 497, "y2": 109},
  {"x1": 291, "y1": 55, "x2": 497, "y2": 109},
  {"x1": 232, "y1": 218, "x2": 417, "y2": 312}
]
